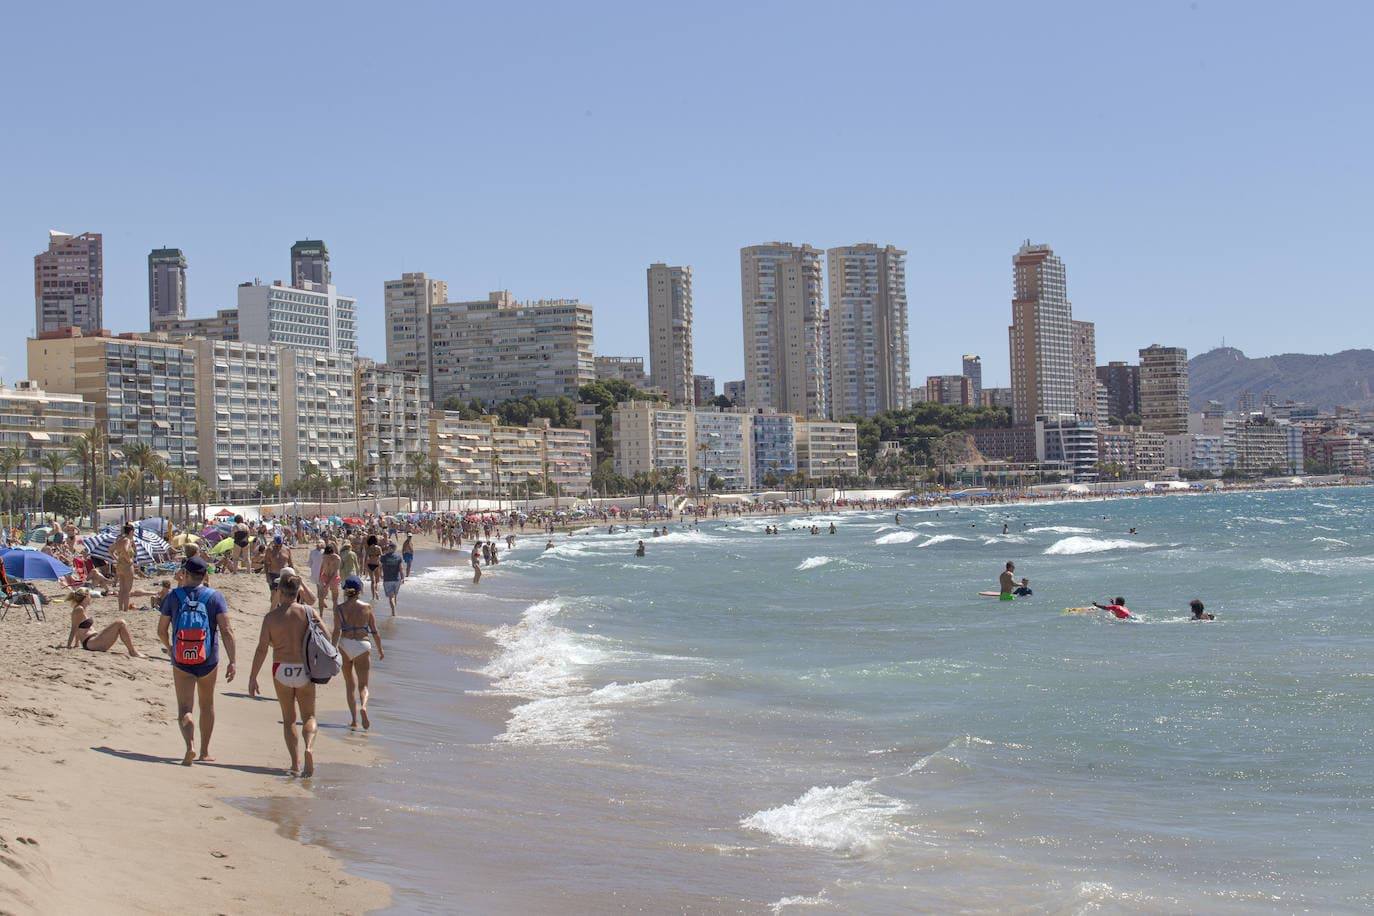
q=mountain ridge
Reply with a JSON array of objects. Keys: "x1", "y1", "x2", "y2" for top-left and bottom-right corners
[{"x1": 1187, "y1": 347, "x2": 1374, "y2": 411}]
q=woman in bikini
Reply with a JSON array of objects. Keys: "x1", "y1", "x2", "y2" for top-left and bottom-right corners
[
  {"x1": 364, "y1": 535, "x2": 382, "y2": 600},
  {"x1": 65, "y1": 589, "x2": 145, "y2": 656},
  {"x1": 331, "y1": 576, "x2": 383, "y2": 730}
]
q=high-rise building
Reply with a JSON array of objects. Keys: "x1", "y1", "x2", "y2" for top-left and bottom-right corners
[
  {"x1": 961, "y1": 355, "x2": 982, "y2": 405},
  {"x1": 749, "y1": 408, "x2": 796, "y2": 488},
  {"x1": 34, "y1": 230, "x2": 103, "y2": 334},
  {"x1": 28, "y1": 329, "x2": 198, "y2": 473},
  {"x1": 0, "y1": 380, "x2": 96, "y2": 487},
  {"x1": 981, "y1": 387, "x2": 1014, "y2": 410},
  {"x1": 1008, "y1": 242, "x2": 1074, "y2": 425},
  {"x1": 723, "y1": 380, "x2": 746, "y2": 406},
  {"x1": 384, "y1": 272, "x2": 448, "y2": 389},
  {"x1": 594, "y1": 356, "x2": 649, "y2": 387},
  {"x1": 1071, "y1": 319, "x2": 1098, "y2": 423},
  {"x1": 237, "y1": 279, "x2": 358, "y2": 355},
  {"x1": 826, "y1": 244, "x2": 911, "y2": 418},
  {"x1": 428, "y1": 292, "x2": 594, "y2": 405},
  {"x1": 278, "y1": 348, "x2": 356, "y2": 483},
  {"x1": 290, "y1": 239, "x2": 331, "y2": 288},
  {"x1": 646, "y1": 263, "x2": 694, "y2": 405},
  {"x1": 148, "y1": 248, "x2": 188, "y2": 325},
  {"x1": 1096, "y1": 361, "x2": 1141, "y2": 421},
  {"x1": 191, "y1": 338, "x2": 283, "y2": 500},
  {"x1": 926, "y1": 374, "x2": 974, "y2": 406},
  {"x1": 693, "y1": 410, "x2": 751, "y2": 491},
  {"x1": 693, "y1": 374, "x2": 716, "y2": 406},
  {"x1": 355, "y1": 358, "x2": 431, "y2": 494},
  {"x1": 152, "y1": 308, "x2": 240, "y2": 342},
  {"x1": 1138, "y1": 344, "x2": 1190, "y2": 435},
  {"x1": 740, "y1": 243, "x2": 826, "y2": 418}
]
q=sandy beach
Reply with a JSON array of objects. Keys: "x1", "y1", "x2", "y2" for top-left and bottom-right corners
[{"x1": 0, "y1": 565, "x2": 391, "y2": 915}]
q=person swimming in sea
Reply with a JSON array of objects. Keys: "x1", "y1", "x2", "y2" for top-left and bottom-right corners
[
  {"x1": 1013, "y1": 578, "x2": 1032, "y2": 597},
  {"x1": 1092, "y1": 597, "x2": 1134, "y2": 619},
  {"x1": 1002, "y1": 523, "x2": 1009, "y2": 535},
  {"x1": 635, "y1": 540, "x2": 646, "y2": 557},
  {"x1": 828, "y1": 522, "x2": 836, "y2": 534},
  {"x1": 998, "y1": 562, "x2": 1017, "y2": 600},
  {"x1": 1189, "y1": 599, "x2": 1214, "y2": 620}
]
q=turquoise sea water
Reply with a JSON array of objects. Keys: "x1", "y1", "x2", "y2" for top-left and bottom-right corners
[{"x1": 290, "y1": 487, "x2": 1374, "y2": 913}]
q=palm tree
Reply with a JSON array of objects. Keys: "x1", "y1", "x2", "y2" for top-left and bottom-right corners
[
  {"x1": 421, "y1": 457, "x2": 442, "y2": 511},
  {"x1": 343, "y1": 457, "x2": 364, "y2": 514},
  {"x1": 38, "y1": 452, "x2": 69, "y2": 520},
  {"x1": 120, "y1": 441, "x2": 154, "y2": 519},
  {"x1": 0, "y1": 446, "x2": 23, "y2": 526},
  {"x1": 169, "y1": 469, "x2": 191, "y2": 525},
  {"x1": 150, "y1": 456, "x2": 172, "y2": 521},
  {"x1": 26, "y1": 470, "x2": 42, "y2": 519}
]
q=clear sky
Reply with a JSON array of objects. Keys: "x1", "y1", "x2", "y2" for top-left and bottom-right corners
[{"x1": 2, "y1": 0, "x2": 1370, "y2": 390}]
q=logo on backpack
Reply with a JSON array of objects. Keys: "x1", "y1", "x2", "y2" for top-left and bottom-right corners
[
  {"x1": 172, "y1": 587, "x2": 210, "y2": 667},
  {"x1": 302, "y1": 611, "x2": 342, "y2": 684}
]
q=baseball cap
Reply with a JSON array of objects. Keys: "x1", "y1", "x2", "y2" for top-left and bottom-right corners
[
  {"x1": 183, "y1": 556, "x2": 208, "y2": 575},
  {"x1": 343, "y1": 575, "x2": 364, "y2": 592}
]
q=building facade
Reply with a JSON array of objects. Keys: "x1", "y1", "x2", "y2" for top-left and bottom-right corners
[
  {"x1": 429, "y1": 413, "x2": 592, "y2": 500},
  {"x1": 383, "y1": 272, "x2": 448, "y2": 389},
  {"x1": 192, "y1": 338, "x2": 283, "y2": 500},
  {"x1": 740, "y1": 243, "x2": 826, "y2": 418},
  {"x1": 962, "y1": 355, "x2": 982, "y2": 406},
  {"x1": 35, "y1": 230, "x2": 103, "y2": 335},
  {"x1": 147, "y1": 247, "x2": 188, "y2": 326},
  {"x1": 693, "y1": 374, "x2": 716, "y2": 406},
  {"x1": 723, "y1": 379, "x2": 746, "y2": 406},
  {"x1": 1035, "y1": 415, "x2": 1099, "y2": 482},
  {"x1": 1071, "y1": 319, "x2": 1098, "y2": 424},
  {"x1": 594, "y1": 356, "x2": 649, "y2": 387},
  {"x1": 926, "y1": 374, "x2": 974, "y2": 406},
  {"x1": 355, "y1": 358, "x2": 431, "y2": 495},
  {"x1": 749, "y1": 409, "x2": 797, "y2": 488},
  {"x1": 826, "y1": 244, "x2": 911, "y2": 419},
  {"x1": 152, "y1": 308, "x2": 240, "y2": 342},
  {"x1": 693, "y1": 410, "x2": 751, "y2": 491},
  {"x1": 1234, "y1": 420, "x2": 1289, "y2": 476},
  {"x1": 237, "y1": 279, "x2": 358, "y2": 355},
  {"x1": 429, "y1": 292, "x2": 595, "y2": 405},
  {"x1": 795, "y1": 419, "x2": 860, "y2": 481},
  {"x1": 290, "y1": 240, "x2": 331, "y2": 288},
  {"x1": 646, "y1": 263, "x2": 694, "y2": 405},
  {"x1": 1096, "y1": 361, "x2": 1141, "y2": 421},
  {"x1": 278, "y1": 349, "x2": 356, "y2": 484},
  {"x1": 1008, "y1": 243, "x2": 1075, "y2": 425},
  {"x1": 1139, "y1": 344, "x2": 1190, "y2": 435},
  {"x1": 0, "y1": 380, "x2": 96, "y2": 486}
]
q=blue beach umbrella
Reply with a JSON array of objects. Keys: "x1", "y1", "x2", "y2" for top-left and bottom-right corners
[
  {"x1": 84, "y1": 526, "x2": 173, "y2": 564},
  {"x1": 0, "y1": 548, "x2": 74, "y2": 580}
]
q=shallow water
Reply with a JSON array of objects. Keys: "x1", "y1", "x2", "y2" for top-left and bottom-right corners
[{"x1": 278, "y1": 487, "x2": 1374, "y2": 913}]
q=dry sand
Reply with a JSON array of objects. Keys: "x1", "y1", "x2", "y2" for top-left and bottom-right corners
[{"x1": 0, "y1": 567, "x2": 390, "y2": 915}]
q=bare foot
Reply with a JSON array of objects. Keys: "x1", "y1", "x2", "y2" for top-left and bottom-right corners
[
  {"x1": 349, "y1": 720, "x2": 358, "y2": 730},
  {"x1": 130, "y1": 650, "x2": 148, "y2": 658},
  {"x1": 287, "y1": 767, "x2": 299, "y2": 777},
  {"x1": 198, "y1": 753, "x2": 215, "y2": 762},
  {"x1": 301, "y1": 751, "x2": 314, "y2": 779},
  {"x1": 360, "y1": 709, "x2": 370, "y2": 730},
  {"x1": 181, "y1": 749, "x2": 195, "y2": 766}
]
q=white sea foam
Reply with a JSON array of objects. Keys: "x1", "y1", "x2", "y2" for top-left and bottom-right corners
[
  {"x1": 797, "y1": 556, "x2": 834, "y2": 570},
  {"x1": 1312, "y1": 536, "x2": 1351, "y2": 548},
  {"x1": 918, "y1": 534, "x2": 973, "y2": 547},
  {"x1": 496, "y1": 679, "x2": 681, "y2": 746},
  {"x1": 1025, "y1": 525, "x2": 1096, "y2": 534},
  {"x1": 657, "y1": 529, "x2": 716, "y2": 545},
  {"x1": 741, "y1": 780, "x2": 906, "y2": 854},
  {"x1": 769, "y1": 892, "x2": 834, "y2": 913},
  {"x1": 875, "y1": 531, "x2": 920, "y2": 545},
  {"x1": 479, "y1": 599, "x2": 608, "y2": 697},
  {"x1": 1043, "y1": 536, "x2": 1160, "y2": 555}
]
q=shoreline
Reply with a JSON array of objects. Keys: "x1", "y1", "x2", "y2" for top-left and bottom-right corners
[{"x1": 0, "y1": 570, "x2": 390, "y2": 915}]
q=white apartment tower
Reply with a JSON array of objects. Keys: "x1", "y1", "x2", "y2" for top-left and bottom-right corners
[
  {"x1": 826, "y1": 244, "x2": 911, "y2": 418},
  {"x1": 384, "y1": 272, "x2": 448, "y2": 389},
  {"x1": 740, "y1": 243, "x2": 826, "y2": 419},
  {"x1": 646, "y1": 263, "x2": 694, "y2": 405},
  {"x1": 1008, "y1": 242, "x2": 1075, "y2": 425}
]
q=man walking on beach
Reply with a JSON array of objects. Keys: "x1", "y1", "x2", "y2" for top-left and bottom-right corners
[
  {"x1": 264, "y1": 534, "x2": 292, "y2": 594},
  {"x1": 378, "y1": 541, "x2": 405, "y2": 616},
  {"x1": 157, "y1": 556, "x2": 236, "y2": 766},
  {"x1": 248, "y1": 573, "x2": 319, "y2": 778}
]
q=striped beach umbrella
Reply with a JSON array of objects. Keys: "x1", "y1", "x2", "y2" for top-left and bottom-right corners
[{"x1": 84, "y1": 526, "x2": 173, "y2": 565}]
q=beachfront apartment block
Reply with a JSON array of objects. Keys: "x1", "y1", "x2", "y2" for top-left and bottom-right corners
[
  {"x1": 826, "y1": 244, "x2": 911, "y2": 419},
  {"x1": 0, "y1": 380, "x2": 96, "y2": 487},
  {"x1": 237, "y1": 279, "x2": 358, "y2": 356},
  {"x1": 1035, "y1": 415, "x2": 1099, "y2": 482},
  {"x1": 1096, "y1": 426, "x2": 1166, "y2": 479},
  {"x1": 741, "y1": 243, "x2": 827, "y2": 419},
  {"x1": 1072, "y1": 319, "x2": 1099, "y2": 424},
  {"x1": 594, "y1": 356, "x2": 649, "y2": 387},
  {"x1": 694, "y1": 410, "x2": 751, "y2": 491},
  {"x1": 35, "y1": 230, "x2": 104, "y2": 335},
  {"x1": 148, "y1": 247, "x2": 188, "y2": 325},
  {"x1": 1097, "y1": 361, "x2": 1141, "y2": 421},
  {"x1": 27, "y1": 329, "x2": 199, "y2": 474},
  {"x1": 1164, "y1": 433, "x2": 1233, "y2": 476},
  {"x1": 1008, "y1": 243, "x2": 1075, "y2": 426},
  {"x1": 192, "y1": 338, "x2": 283, "y2": 501},
  {"x1": 1139, "y1": 345, "x2": 1190, "y2": 436},
  {"x1": 355, "y1": 358, "x2": 431, "y2": 495},
  {"x1": 794, "y1": 419, "x2": 860, "y2": 481},
  {"x1": 749, "y1": 409, "x2": 797, "y2": 488},
  {"x1": 428, "y1": 412, "x2": 593, "y2": 500},
  {"x1": 1234, "y1": 421, "x2": 1290, "y2": 477},
  {"x1": 428, "y1": 292, "x2": 595, "y2": 406},
  {"x1": 152, "y1": 307, "x2": 240, "y2": 342},
  {"x1": 647, "y1": 263, "x2": 694, "y2": 405},
  {"x1": 383, "y1": 272, "x2": 449, "y2": 388},
  {"x1": 278, "y1": 349, "x2": 356, "y2": 485},
  {"x1": 613, "y1": 401, "x2": 692, "y2": 480}
]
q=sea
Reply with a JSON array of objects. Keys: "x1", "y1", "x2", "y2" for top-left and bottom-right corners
[{"x1": 244, "y1": 486, "x2": 1374, "y2": 914}]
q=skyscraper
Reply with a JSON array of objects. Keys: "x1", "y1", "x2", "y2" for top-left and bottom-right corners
[
  {"x1": 646, "y1": 263, "x2": 694, "y2": 405},
  {"x1": 1096, "y1": 361, "x2": 1141, "y2": 422},
  {"x1": 34, "y1": 230, "x2": 103, "y2": 334},
  {"x1": 826, "y1": 244, "x2": 911, "y2": 418},
  {"x1": 1071, "y1": 319, "x2": 1099, "y2": 424},
  {"x1": 148, "y1": 247, "x2": 188, "y2": 325},
  {"x1": 1008, "y1": 242, "x2": 1074, "y2": 425},
  {"x1": 740, "y1": 243, "x2": 826, "y2": 418},
  {"x1": 291, "y1": 239, "x2": 331, "y2": 288},
  {"x1": 384, "y1": 272, "x2": 448, "y2": 389},
  {"x1": 1138, "y1": 344, "x2": 1190, "y2": 435},
  {"x1": 961, "y1": 354, "x2": 982, "y2": 405}
]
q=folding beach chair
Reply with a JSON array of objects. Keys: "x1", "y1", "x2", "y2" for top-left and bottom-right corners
[{"x1": 0, "y1": 583, "x2": 46, "y2": 622}]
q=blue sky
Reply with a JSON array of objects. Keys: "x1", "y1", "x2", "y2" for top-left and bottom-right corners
[{"x1": 2, "y1": 0, "x2": 1369, "y2": 389}]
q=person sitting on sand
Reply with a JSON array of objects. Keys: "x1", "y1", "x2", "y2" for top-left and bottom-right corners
[
  {"x1": 1189, "y1": 599, "x2": 1214, "y2": 621},
  {"x1": 148, "y1": 579, "x2": 172, "y2": 610},
  {"x1": 248, "y1": 573, "x2": 320, "y2": 778},
  {"x1": 1092, "y1": 597, "x2": 1134, "y2": 619},
  {"x1": 157, "y1": 556, "x2": 236, "y2": 766},
  {"x1": 66, "y1": 588, "x2": 144, "y2": 656},
  {"x1": 332, "y1": 576, "x2": 384, "y2": 730}
]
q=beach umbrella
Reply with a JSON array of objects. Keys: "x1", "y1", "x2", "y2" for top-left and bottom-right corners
[
  {"x1": 170, "y1": 532, "x2": 203, "y2": 548},
  {"x1": 343, "y1": 517, "x2": 364, "y2": 525},
  {"x1": 0, "y1": 548, "x2": 73, "y2": 580},
  {"x1": 209, "y1": 535, "x2": 247, "y2": 555},
  {"x1": 25, "y1": 526, "x2": 53, "y2": 543},
  {"x1": 84, "y1": 526, "x2": 173, "y2": 564},
  {"x1": 138, "y1": 517, "x2": 170, "y2": 536}
]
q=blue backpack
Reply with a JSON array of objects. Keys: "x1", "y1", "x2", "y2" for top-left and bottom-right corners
[{"x1": 172, "y1": 587, "x2": 211, "y2": 666}]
